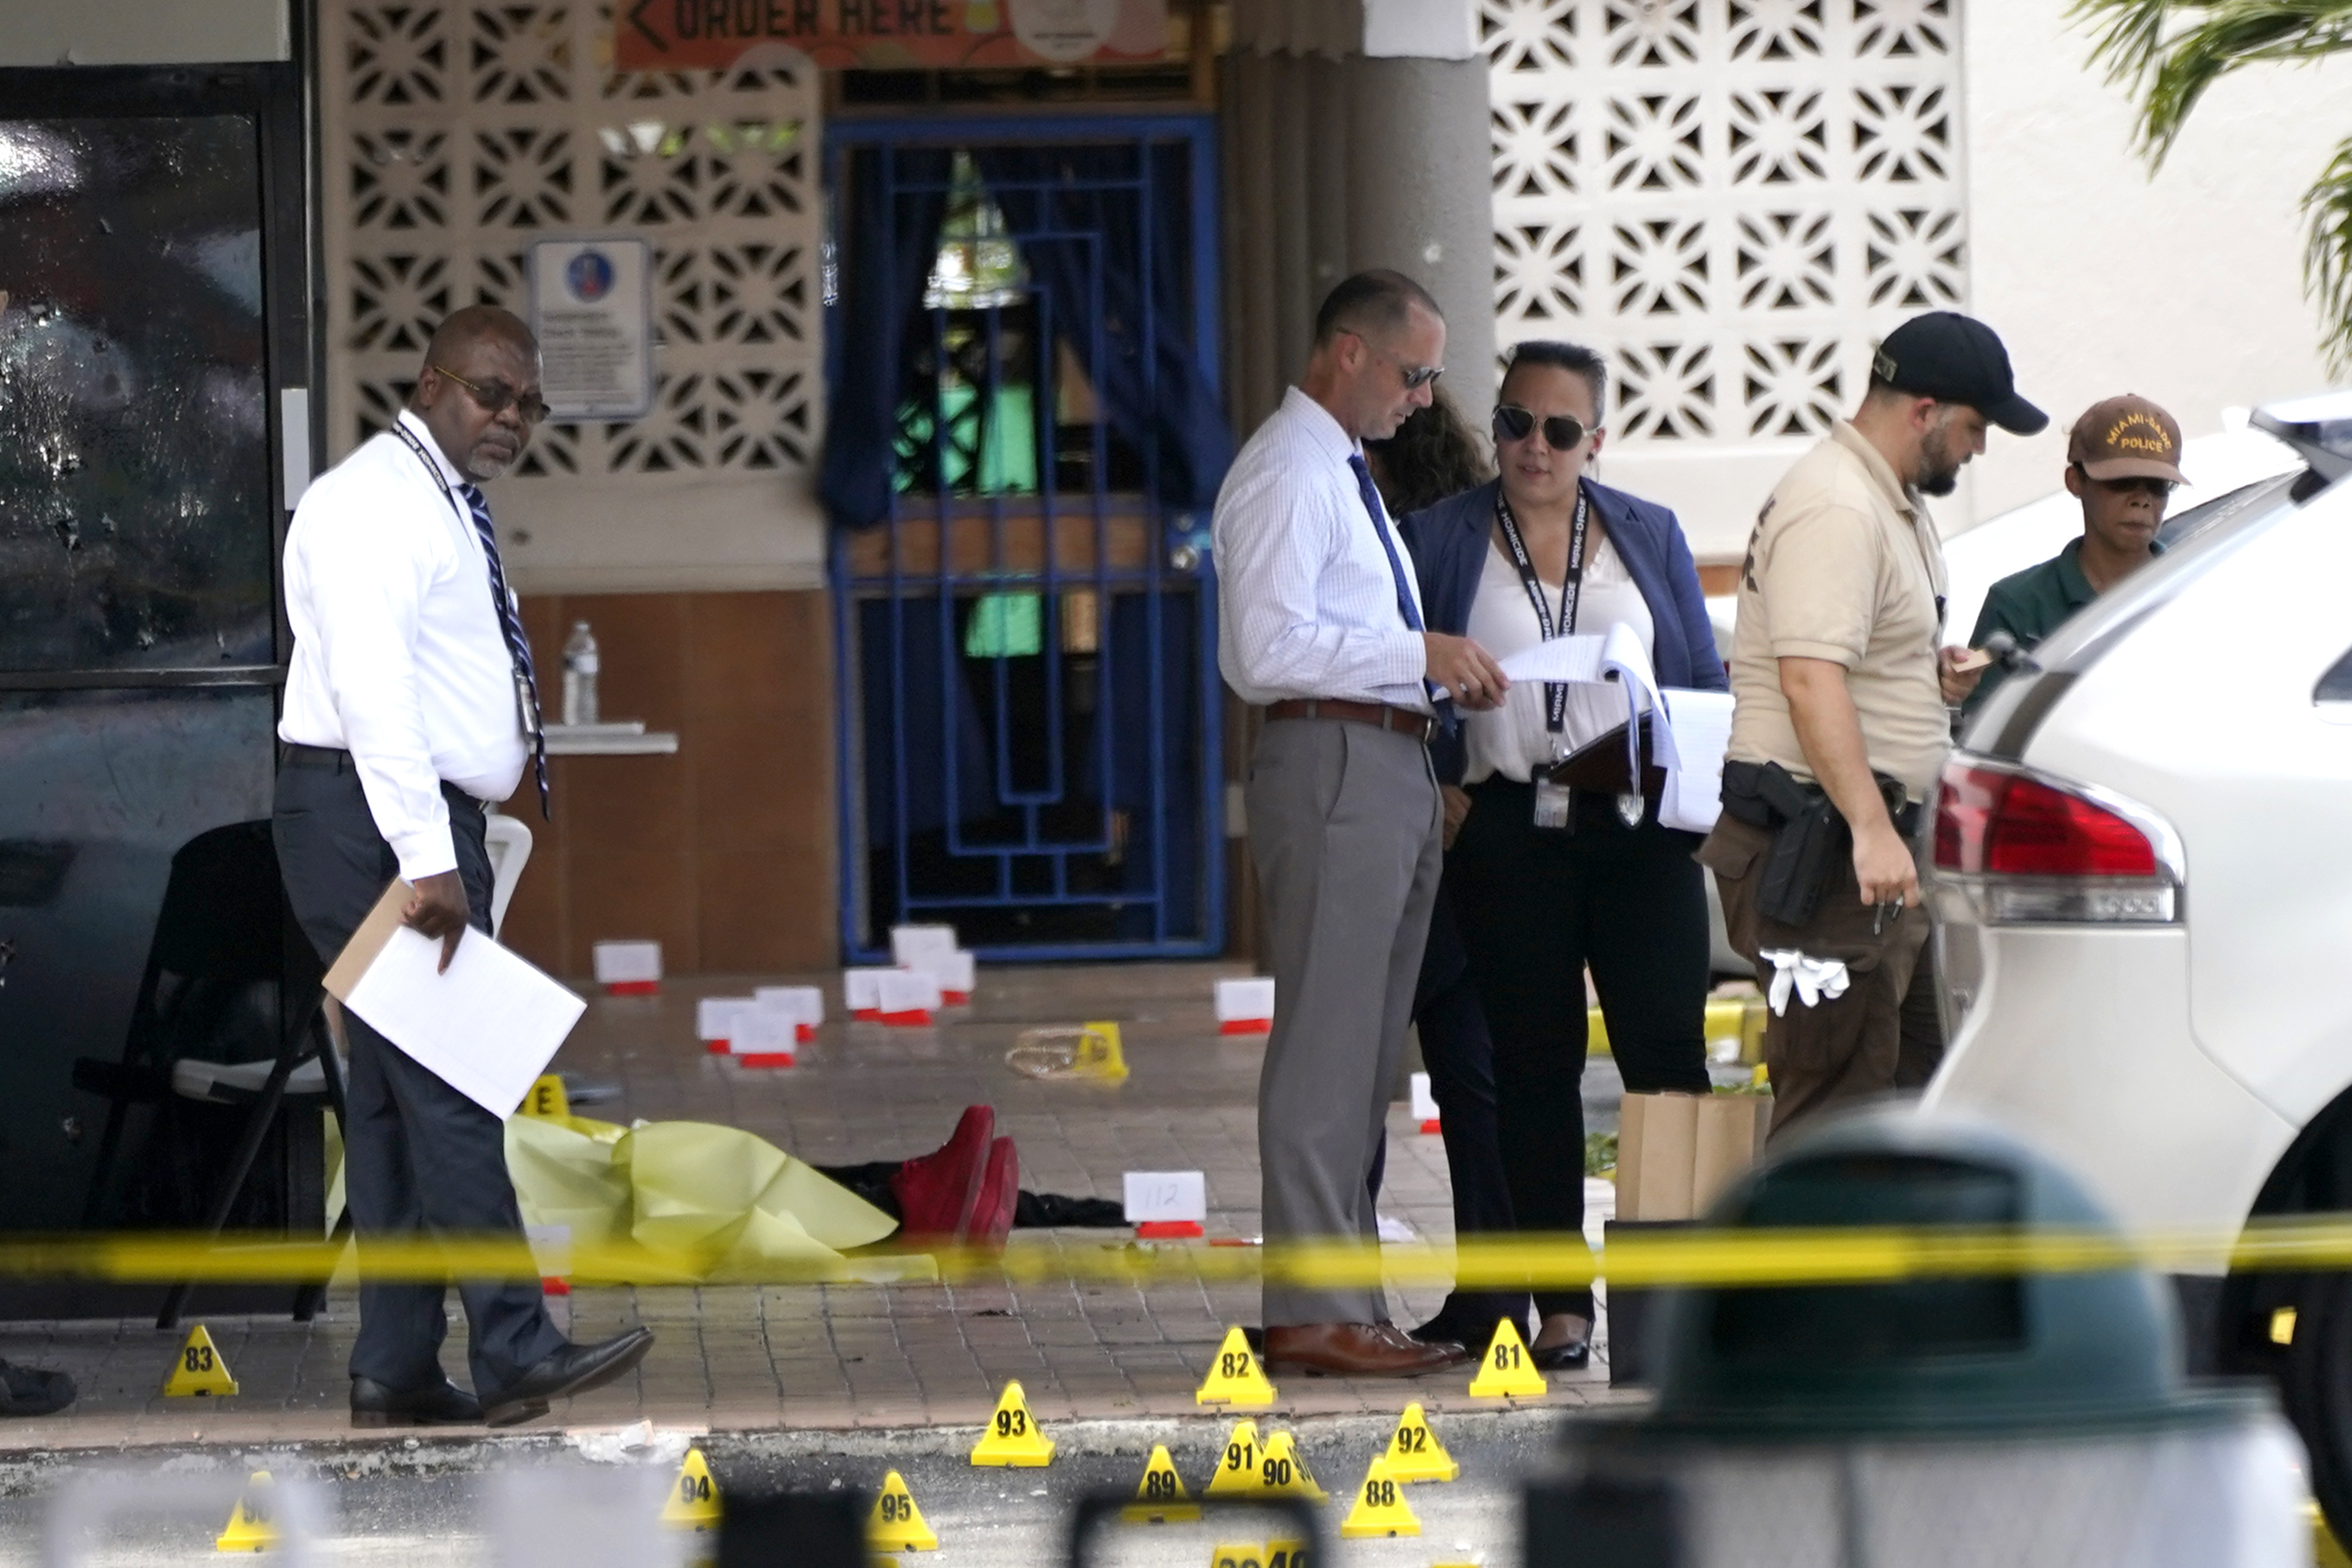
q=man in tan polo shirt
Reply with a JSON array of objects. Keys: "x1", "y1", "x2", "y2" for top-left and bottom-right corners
[{"x1": 1699, "y1": 312, "x2": 2046, "y2": 1134}]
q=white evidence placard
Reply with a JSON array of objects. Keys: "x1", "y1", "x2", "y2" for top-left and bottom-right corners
[{"x1": 1123, "y1": 1171, "x2": 1208, "y2": 1224}]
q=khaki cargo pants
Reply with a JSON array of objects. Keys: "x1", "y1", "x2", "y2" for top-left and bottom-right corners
[{"x1": 1696, "y1": 815, "x2": 1943, "y2": 1139}]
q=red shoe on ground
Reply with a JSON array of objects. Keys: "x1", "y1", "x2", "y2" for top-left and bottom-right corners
[
  {"x1": 967, "y1": 1138, "x2": 1018, "y2": 1248},
  {"x1": 889, "y1": 1105, "x2": 994, "y2": 1240}
]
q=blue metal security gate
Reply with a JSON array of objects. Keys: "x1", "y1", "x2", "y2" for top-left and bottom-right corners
[{"x1": 825, "y1": 116, "x2": 1226, "y2": 961}]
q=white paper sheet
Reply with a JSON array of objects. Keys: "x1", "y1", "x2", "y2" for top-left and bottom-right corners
[
  {"x1": 1496, "y1": 632, "x2": 1605, "y2": 685},
  {"x1": 1660, "y1": 688, "x2": 1735, "y2": 833},
  {"x1": 330, "y1": 885, "x2": 585, "y2": 1118}
]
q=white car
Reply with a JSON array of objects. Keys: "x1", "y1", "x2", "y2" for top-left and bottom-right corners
[{"x1": 1922, "y1": 392, "x2": 2352, "y2": 1530}]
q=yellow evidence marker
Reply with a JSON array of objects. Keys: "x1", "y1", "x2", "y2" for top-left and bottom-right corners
[
  {"x1": 214, "y1": 1471, "x2": 275, "y2": 1552},
  {"x1": 1074, "y1": 1020, "x2": 1131, "y2": 1082},
  {"x1": 1339, "y1": 1455, "x2": 1421, "y2": 1539},
  {"x1": 970, "y1": 1379, "x2": 1056, "y2": 1466},
  {"x1": 519, "y1": 1074, "x2": 570, "y2": 1119},
  {"x1": 1203, "y1": 1418, "x2": 1265, "y2": 1496},
  {"x1": 1265, "y1": 1541, "x2": 1310, "y2": 1568},
  {"x1": 1256, "y1": 1430, "x2": 1327, "y2": 1501},
  {"x1": 1381, "y1": 1401, "x2": 1461, "y2": 1482},
  {"x1": 1195, "y1": 1326, "x2": 1278, "y2": 1406},
  {"x1": 869, "y1": 1470, "x2": 939, "y2": 1552},
  {"x1": 660, "y1": 1447, "x2": 722, "y2": 1531},
  {"x1": 1466, "y1": 1317, "x2": 1547, "y2": 1399},
  {"x1": 1208, "y1": 1545, "x2": 1265, "y2": 1568},
  {"x1": 166, "y1": 1325, "x2": 240, "y2": 1398},
  {"x1": 1123, "y1": 1444, "x2": 1200, "y2": 1523}
]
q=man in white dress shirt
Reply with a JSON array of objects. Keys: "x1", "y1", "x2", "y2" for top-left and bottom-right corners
[
  {"x1": 276, "y1": 306, "x2": 652, "y2": 1427},
  {"x1": 1216, "y1": 271, "x2": 1507, "y2": 1377}
]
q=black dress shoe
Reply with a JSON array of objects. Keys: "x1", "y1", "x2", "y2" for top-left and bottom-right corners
[
  {"x1": 481, "y1": 1329, "x2": 654, "y2": 1428},
  {"x1": 1530, "y1": 1333, "x2": 1591, "y2": 1372},
  {"x1": 350, "y1": 1375, "x2": 482, "y2": 1428}
]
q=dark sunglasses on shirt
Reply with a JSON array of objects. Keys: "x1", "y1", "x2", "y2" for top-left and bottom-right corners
[
  {"x1": 430, "y1": 362, "x2": 551, "y2": 426},
  {"x1": 1493, "y1": 404, "x2": 1590, "y2": 449}
]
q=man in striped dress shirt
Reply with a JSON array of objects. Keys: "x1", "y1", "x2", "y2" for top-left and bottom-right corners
[
  {"x1": 277, "y1": 307, "x2": 652, "y2": 1427},
  {"x1": 1215, "y1": 272, "x2": 1508, "y2": 1377}
]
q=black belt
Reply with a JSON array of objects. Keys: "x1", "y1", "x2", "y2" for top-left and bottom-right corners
[
  {"x1": 277, "y1": 744, "x2": 488, "y2": 811},
  {"x1": 1720, "y1": 759, "x2": 1921, "y2": 838},
  {"x1": 279, "y1": 742, "x2": 353, "y2": 771}
]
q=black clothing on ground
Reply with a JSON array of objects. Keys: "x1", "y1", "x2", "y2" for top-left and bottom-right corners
[
  {"x1": 1447, "y1": 778, "x2": 1713, "y2": 1321},
  {"x1": 274, "y1": 760, "x2": 566, "y2": 1397}
]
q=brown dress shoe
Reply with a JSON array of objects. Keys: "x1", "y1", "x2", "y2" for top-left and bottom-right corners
[{"x1": 1263, "y1": 1322, "x2": 1468, "y2": 1378}]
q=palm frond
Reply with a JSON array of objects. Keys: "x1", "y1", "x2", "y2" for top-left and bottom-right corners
[
  {"x1": 2304, "y1": 135, "x2": 2352, "y2": 373},
  {"x1": 2073, "y1": 0, "x2": 2352, "y2": 163}
]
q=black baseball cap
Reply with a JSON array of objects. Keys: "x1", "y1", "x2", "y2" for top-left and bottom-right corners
[{"x1": 1871, "y1": 312, "x2": 2049, "y2": 436}]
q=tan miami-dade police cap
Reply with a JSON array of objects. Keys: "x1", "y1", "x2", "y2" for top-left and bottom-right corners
[{"x1": 2068, "y1": 393, "x2": 2188, "y2": 484}]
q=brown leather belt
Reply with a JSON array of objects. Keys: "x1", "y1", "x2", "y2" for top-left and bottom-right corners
[{"x1": 1264, "y1": 698, "x2": 1432, "y2": 743}]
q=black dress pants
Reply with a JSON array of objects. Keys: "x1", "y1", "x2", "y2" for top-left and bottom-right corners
[
  {"x1": 273, "y1": 756, "x2": 565, "y2": 1396},
  {"x1": 1407, "y1": 883, "x2": 1531, "y2": 1340},
  {"x1": 1447, "y1": 777, "x2": 1714, "y2": 1321}
]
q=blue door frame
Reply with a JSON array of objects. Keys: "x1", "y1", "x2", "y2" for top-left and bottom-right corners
[{"x1": 825, "y1": 114, "x2": 1226, "y2": 962}]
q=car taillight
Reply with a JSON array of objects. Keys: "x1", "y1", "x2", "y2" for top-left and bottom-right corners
[{"x1": 1933, "y1": 758, "x2": 2178, "y2": 924}]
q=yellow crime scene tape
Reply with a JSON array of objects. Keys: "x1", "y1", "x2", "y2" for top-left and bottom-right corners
[{"x1": 10, "y1": 1217, "x2": 2352, "y2": 1290}]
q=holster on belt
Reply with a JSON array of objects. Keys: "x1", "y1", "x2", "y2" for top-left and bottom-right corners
[{"x1": 1721, "y1": 760, "x2": 1909, "y2": 927}]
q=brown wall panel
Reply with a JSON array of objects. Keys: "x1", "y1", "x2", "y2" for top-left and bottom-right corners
[{"x1": 500, "y1": 589, "x2": 837, "y2": 979}]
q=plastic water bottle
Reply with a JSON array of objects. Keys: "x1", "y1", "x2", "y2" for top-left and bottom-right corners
[{"x1": 562, "y1": 620, "x2": 599, "y2": 727}]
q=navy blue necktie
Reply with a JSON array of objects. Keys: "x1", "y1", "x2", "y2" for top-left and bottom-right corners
[
  {"x1": 1348, "y1": 455, "x2": 1449, "y2": 723},
  {"x1": 1348, "y1": 455, "x2": 1425, "y2": 633},
  {"x1": 458, "y1": 482, "x2": 550, "y2": 819}
]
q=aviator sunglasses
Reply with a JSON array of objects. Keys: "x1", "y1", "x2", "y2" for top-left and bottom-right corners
[
  {"x1": 1493, "y1": 404, "x2": 1590, "y2": 449},
  {"x1": 430, "y1": 362, "x2": 551, "y2": 426}
]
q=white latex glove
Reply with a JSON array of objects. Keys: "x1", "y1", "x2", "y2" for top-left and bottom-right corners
[{"x1": 1759, "y1": 948, "x2": 1852, "y2": 1015}]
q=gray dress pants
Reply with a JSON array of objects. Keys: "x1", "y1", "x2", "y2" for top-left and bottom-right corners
[
  {"x1": 1246, "y1": 717, "x2": 1443, "y2": 1327},
  {"x1": 274, "y1": 755, "x2": 565, "y2": 1396}
]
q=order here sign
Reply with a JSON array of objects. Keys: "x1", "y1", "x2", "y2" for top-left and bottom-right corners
[{"x1": 615, "y1": 0, "x2": 1168, "y2": 72}]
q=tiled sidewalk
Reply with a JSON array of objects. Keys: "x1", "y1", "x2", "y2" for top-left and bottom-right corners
[{"x1": 0, "y1": 964, "x2": 1633, "y2": 1452}]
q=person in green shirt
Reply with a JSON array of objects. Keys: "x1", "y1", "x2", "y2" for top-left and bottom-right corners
[{"x1": 1966, "y1": 393, "x2": 2185, "y2": 714}]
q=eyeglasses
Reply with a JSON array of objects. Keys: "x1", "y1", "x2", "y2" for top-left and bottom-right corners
[
  {"x1": 2075, "y1": 465, "x2": 2173, "y2": 500},
  {"x1": 430, "y1": 362, "x2": 550, "y2": 426},
  {"x1": 1342, "y1": 330, "x2": 1444, "y2": 391},
  {"x1": 1493, "y1": 404, "x2": 1590, "y2": 449}
]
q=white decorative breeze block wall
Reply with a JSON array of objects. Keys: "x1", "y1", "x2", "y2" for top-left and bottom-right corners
[
  {"x1": 1483, "y1": 0, "x2": 1968, "y2": 550},
  {"x1": 319, "y1": 6, "x2": 826, "y2": 588}
]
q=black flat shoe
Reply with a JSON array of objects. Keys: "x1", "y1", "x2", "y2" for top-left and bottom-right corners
[
  {"x1": 1530, "y1": 1335, "x2": 1591, "y2": 1372},
  {"x1": 481, "y1": 1328, "x2": 653, "y2": 1427},
  {"x1": 350, "y1": 1375, "x2": 482, "y2": 1427}
]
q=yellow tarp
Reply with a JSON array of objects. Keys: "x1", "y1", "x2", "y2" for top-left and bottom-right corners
[{"x1": 504, "y1": 1115, "x2": 934, "y2": 1285}]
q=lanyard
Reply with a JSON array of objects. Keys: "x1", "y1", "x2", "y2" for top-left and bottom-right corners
[
  {"x1": 390, "y1": 420, "x2": 537, "y2": 730},
  {"x1": 1493, "y1": 484, "x2": 1590, "y2": 735},
  {"x1": 392, "y1": 420, "x2": 519, "y2": 649},
  {"x1": 390, "y1": 419, "x2": 475, "y2": 535}
]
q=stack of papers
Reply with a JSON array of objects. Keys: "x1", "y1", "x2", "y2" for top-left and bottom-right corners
[
  {"x1": 1491, "y1": 629, "x2": 1733, "y2": 834},
  {"x1": 326, "y1": 881, "x2": 586, "y2": 1117}
]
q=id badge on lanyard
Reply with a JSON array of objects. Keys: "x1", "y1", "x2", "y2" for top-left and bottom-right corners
[{"x1": 1496, "y1": 488, "x2": 1588, "y2": 830}]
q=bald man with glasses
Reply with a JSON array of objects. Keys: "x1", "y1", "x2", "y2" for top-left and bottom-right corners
[
  {"x1": 277, "y1": 306, "x2": 653, "y2": 1429},
  {"x1": 1214, "y1": 270, "x2": 1506, "y2": 1378}
]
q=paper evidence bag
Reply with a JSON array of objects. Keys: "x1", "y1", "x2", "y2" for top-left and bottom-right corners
[{"x1": 324, "y1": 879, "x2": 587, "y2": 1118}]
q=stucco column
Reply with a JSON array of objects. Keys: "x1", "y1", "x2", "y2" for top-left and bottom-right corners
[{"x1": 1344, "y1": 52, "x2": 1496, "y2": 419}]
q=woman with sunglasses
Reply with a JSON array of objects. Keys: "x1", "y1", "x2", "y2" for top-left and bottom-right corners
[{"x1": 1398, "y1": 340, "x2": 1724, "y2": 1369}]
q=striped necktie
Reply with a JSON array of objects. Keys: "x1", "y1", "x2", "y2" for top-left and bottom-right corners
[{"x1": 457, "y1": 481, "x2": 550, "y2": 819}]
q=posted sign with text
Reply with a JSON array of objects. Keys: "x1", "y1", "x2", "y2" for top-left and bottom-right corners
[
  {"x1": 526, "y1": 238, "x2": 654, "y2": 422},
  {"x1": 615, "y1": 0, "x2": 1167, "y2": 72}
]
